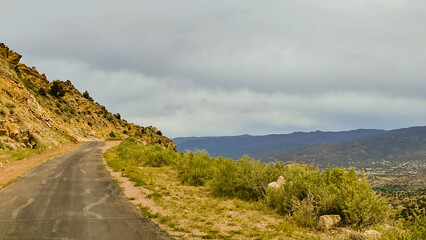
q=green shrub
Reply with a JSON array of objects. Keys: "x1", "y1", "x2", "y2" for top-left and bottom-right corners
[
  {"x1": 109, "y1": 131, "x2": 116, "y2": 138},
  {"x1": 82, "y1": 91, "x2": 94, "y2": 101},
  {"x1": 114, "y1": 139, "x2": 178, "y2": 168},
  {"x1": 114, "y1": 113, "x2": 121, "y2": 120},
  {"x1": 49, "y1": 81, "x2": 66, "y2": 98},
  {"x1": 211, "y1": 156, "x2": 280, "y2": 201},
  {"x1": 265, "y1": 167, "x2": 391, "y2": 228},
  {"x1": 291, "y1": 192, "x2": 318, "y2": 227},
  {"x1": 143, "y1": 145, "x2": 177, "y2": 167},
  {"x1": 178, "y1": 151, "x2": 219, "y2": 186},
  {"x1": 265, "y1": 164, "x2": 322, "y2": 217},
  {"x1": 38, "y1": 88, "x2": 47, "y2": 96},
  {"x1": 321, "y1": 168, "x2": 391, "y2": 228}
]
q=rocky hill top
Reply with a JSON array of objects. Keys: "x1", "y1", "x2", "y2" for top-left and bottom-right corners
[{"x1": 0, "y1": 43, "x2": 175, "y2": 150}]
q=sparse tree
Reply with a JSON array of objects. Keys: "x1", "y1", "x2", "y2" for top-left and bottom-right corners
[
  {"x1": 38, "y1": 88, "x2": 46, "y2": 96},
  {"x1": 49, "y1": 81, "x2": 65, "y2": 98},
  {"x1": 82, "y1": 91, "x2": 94, "y2": 101},
  {"x1": 109, "y1": 131, "x2": 116, "y2": 138}
]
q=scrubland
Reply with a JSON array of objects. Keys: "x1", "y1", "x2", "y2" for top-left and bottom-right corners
[{"x1": 104, "y1": 138, "x2": 425, "y2": 239}]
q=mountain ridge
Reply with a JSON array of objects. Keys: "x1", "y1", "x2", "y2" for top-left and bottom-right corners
[
  {"x1": 174, "y1": 129, "x2": 385, "y2": 158},
  {"x1": 262, "y1": 126, "x2": 426, "y2": 168}
]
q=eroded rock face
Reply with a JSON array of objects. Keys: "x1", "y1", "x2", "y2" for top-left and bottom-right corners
[
  {"x1": 317, "y1": 215, "x2": 341, "y2": 230},
  {"x1": 0, "y1": 43, "x2": 22, "y2": 65}
]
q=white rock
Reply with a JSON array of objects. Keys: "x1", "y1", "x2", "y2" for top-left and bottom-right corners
[
  {"x1": 317, "y1": 215, "x2": 341, "y2": 230},
  {"x1": 268, "y1": 176, "x2": 286, "y2": 188},
  {"x1": 364, "y1": 230, "x2": 381, "y2": 239}
]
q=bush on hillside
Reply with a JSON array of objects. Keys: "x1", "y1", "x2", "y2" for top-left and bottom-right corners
[
  {"x1": 321, "y1": 168, "x2": 391, "y2": 228},
  {"x1": 265, "y1": 165, "x2": 322, "y2": 213},
  {"x1": 49, "y1": 81, "x2": 66, "y2": 98},
  {"x1": 177, "y1": 150, "x2": 219, "y2": 186},
  {"x1": 114, "y1": 113, "x2": 121, "y2": 120},
  {"x1": 265, "y1": 167, "x2": 391, "y2": 228},
  {"x1": 82, "y1": 90, "x2": 94, "y2": 101},
  {"x1": 211, "y1": 156, "x2": 281, "y2": 201},
  {"x1": 115, "y1": 139, "x2": 178, "y2": 168},
  {"x1": 38, "y1": 88, "x2": 47, "y2": 96}
]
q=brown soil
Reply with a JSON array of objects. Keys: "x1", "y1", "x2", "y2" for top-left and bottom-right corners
[{"x1": 0, "y1": 142, "x2": 84, "y2": 189}]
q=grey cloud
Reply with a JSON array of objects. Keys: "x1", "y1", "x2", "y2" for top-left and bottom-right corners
[{"x1": 2, "y1": 0, "x2": 426, "y2": 136}]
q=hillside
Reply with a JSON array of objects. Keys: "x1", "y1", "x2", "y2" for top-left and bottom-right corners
[
  {"x1": 0, "y1": 43, "x2": 175, "y2": 150},
  {"x1": 263, "y1": 126, "x2": 426, "y2": 168},
  {"x1": 174, "y1": 129, "x2": 383, "y2": 158}
]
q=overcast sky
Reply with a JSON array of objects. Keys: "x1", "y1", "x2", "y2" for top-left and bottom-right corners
[{"x1": 2, "y1": 0, "x2": 426, "y2": 137}]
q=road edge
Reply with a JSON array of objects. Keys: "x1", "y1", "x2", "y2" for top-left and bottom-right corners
[
  {"x1": 101, "y1": 141, "x2": 175, "y2": 239},
  {"x1": 0, "y1": 141, "x2": 84, "y2": 191}
]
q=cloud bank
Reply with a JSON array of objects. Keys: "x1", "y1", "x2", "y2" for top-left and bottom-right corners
[{"x1": 2, "y1": 0, "x2": 426, "y2": 137}]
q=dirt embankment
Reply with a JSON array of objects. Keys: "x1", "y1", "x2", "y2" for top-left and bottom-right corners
[{"x1": 0, "y1": 142, "x2": 83, "y2": 189}]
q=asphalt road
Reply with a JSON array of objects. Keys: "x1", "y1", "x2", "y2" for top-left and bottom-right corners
[{"x1": 0, "y1": 142, "x2": 171, "y2": 240}]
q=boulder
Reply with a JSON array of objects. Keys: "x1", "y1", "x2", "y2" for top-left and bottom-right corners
[
  {"x1": 22, "y1": 136, "x2": 29, "y2": 145},
  {"x1": 268, "y1": 176, "x2": 285, "y2": 188},
  {"x1": 7, "y1": 51, "x2": 21, "y2": 65},
  {"x1": 6, "y1": 123, "x2": 20, "y2": 139},
  {"x1": 317, "y1": 215, "x2": 341, "y2": 230},
  {"x1": 364, "y1": 230, "x2": 381, "y2": 239}
]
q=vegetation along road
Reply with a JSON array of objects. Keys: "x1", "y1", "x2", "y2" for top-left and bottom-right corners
[{"x1": 0, "y1": 142, "x2": 170, "y2": 239}]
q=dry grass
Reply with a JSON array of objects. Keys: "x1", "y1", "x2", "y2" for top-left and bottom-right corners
[{"x1": 0, "y1": 141, "x2": 83, "y2": 189}]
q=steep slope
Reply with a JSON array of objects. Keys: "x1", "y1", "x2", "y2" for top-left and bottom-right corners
[
  {"x1": 263, "y1": 126, "x2": 426, "y2": 168},
  {"x1": 0, "y1": 43, "x2": 175, "y2": 150},
  {"x1": 174, "y1": 129, "x2": 383, "y2": 158}
]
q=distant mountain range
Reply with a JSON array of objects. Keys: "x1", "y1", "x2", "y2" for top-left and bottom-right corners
[
  {"x1": 173, "y1": 129, "x2": 385, "y2": 158},
  {"x1": 174, "y1": 126, "x2": 426, "y2": 168},
  {"x1": 262, "y1": 126, "x2": 426, "y2": 168}
]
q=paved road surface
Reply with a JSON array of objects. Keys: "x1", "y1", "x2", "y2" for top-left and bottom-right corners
[{"x1": 0, "y1": 142, "x2": 171, "y2": 239}]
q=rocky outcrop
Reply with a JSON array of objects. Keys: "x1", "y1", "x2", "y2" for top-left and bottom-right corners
[
  {"x1": 0, "y1": 43, "x2": 22, "y2": 65},
  {"x1": 317, "y1": 215, "x2": 341, "y2": 230},
  {"x1": 134, "y1": 126, "x2": 176, "y2": 150}
]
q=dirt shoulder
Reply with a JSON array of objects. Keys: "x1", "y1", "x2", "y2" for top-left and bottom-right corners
[
  {"x1": 101, "y1": 141, "x2": 122, "y2": 153},
  {"x1": 0, "y1": 142, "x2": 84, "y2": 189},
  {"x1": 102, "y1": 141, "x2": 164, "y2": 217},
  {"x1": 102, "y1": 142, "x2": 148, "y2": 210}
]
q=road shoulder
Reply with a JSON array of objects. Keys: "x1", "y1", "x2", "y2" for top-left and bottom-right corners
[{"x1": 0, "y1": 142, "x2": 84, "y2": 190}]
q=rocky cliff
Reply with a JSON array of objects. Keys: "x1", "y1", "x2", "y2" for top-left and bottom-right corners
[{"x1": 0, "y1": 43, "x2": 175, "y2": 150}]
